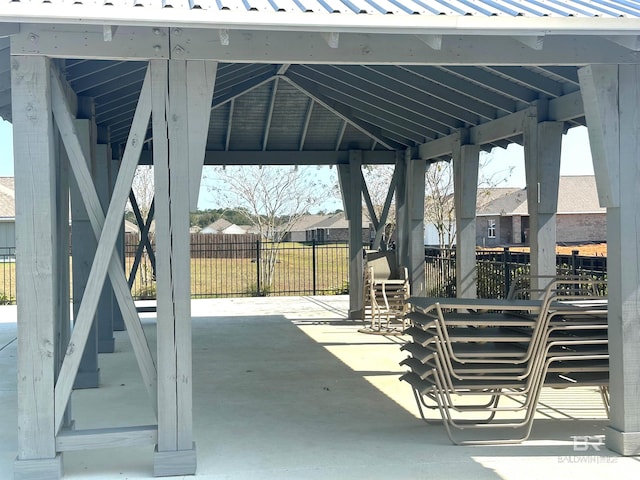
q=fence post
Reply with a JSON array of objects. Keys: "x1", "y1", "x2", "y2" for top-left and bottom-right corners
[
  {"x1": 503, "y1": 247, "x2": 511, "y2": 298},
  {"x1": 312, "y1": 239, "x2": 317, "y2": 295},
  {"x1": 256, "y1": 239, "x2": 261, "y2": 296},
  {"x1": 572, "y1": 249, "x2": 579, "y2": 276}
]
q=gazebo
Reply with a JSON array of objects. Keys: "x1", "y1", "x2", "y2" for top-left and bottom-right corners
[{"x1": 1, "y1": 1, "x2": 639, "y2": 478}]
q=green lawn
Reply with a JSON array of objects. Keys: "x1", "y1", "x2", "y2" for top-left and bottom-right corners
[{"x1": 0, "y1": 243, "x2": 350, "y2": 304}]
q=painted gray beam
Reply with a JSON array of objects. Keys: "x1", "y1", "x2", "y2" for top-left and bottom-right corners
[
  {"x1": 418, "y1": 134, "x2": 458, "y2": 161},
  {"x1": 12, "y1": 55, "x2": 63, "y2": 480},
  {"x1": 395, "y1": 155, "x2": 409, "y2": 270},
  {"x1": 483, "y1": 66, "x2": 565, "y2": 97},
  {"x1": 337, "y1": 152, "x2": 364, "y2": 320},
  {"x1": 291, "y1": 66, "x2": 454, "y2": 135},
  {"x1": 579, "y1": 64, "x2": 640, "y2": 456},
  {"x1": 225, "y1": 99, "x2": 234, "y2": 151},
  {"x1": 280, "y1": 75, "x2": 397, "y2": 150},
  {"x1": 212, "y1": 71, "x2": 276, "y2": 109},
  {"x1": 70, "y1": 62, "x2": 147, "y2": 95},
  {"x1": 12, "y1": 24, "x2": 169, "y2": 59},
  {"x1": 0, "y1": 23, "x2": 19, "y2": 38},
  {"x1": 111, "y1": 158, "x2": 125, "y2": 331},
  {"x1": 523, "y1": 119, "x2": 563, "y2": 294},
  {"x1": 18, "y1": 25, "x2": 640, "y2": 64},
  {"x1": 341, "y1": 64, "x2": 482, "y2": 124},
  {"x1": 187, "y1": 60, "x2": 217, "y2": 211},
  {"x1": 70, "y1": 118, "x2": 100, "y2": 389},
  {"x1": 216, "y1": 63, "x2": 268, "y2": 85},
  {"x1": 96, "y1": 96, "x2": 144, "y2": 124},
  {"x1": 307, "y1": 64, "x2": 470, "y2": 127},
  {"x1": 184, "y1": 150, "x2": 397, "y2": 166},
  {"x1": 334, "y1": 120, "x2": 347, "y2": 151},
  {"x1": 298, "y1": 98, "x2": 314, "y2": 151},
  {"x1": 347, "y1": 109, "x2": 430, "y2": 146},
  {"x1": 285, "y1": 69, "x2": 440, "y2": 140},
  {"x1": 150, "y1": 59, "x2": 197, "y2": 475},
  {"x1": 453, "y1": 141, "x2": 480, "y2": 299},
  {"x1": 55, "y1": 130, "x2": 72, "y2": 430},
  {"x1": 406, "y1": 149, "x2": 426, "y2": 296},
  {"x1": 88, "y1": 78, "x2": 146, "y2": 109},
  {"x1": 578, "y1": 66, "x2": 620, "y2": 208},
  {"x1": 51, "y1": 66, "x2": 158, "y2": 432},
  {"x1": 95, "y1": 144, "x2": 115, "y2": 354},
  {"x1": 368, "y1": 65, "x2": 498, "y2": 121},
  {"x1": 202, "y1": 150, "x2": 396, "y2": 165},
  {"x1": 56, "y1": 425, "x2": 158, "y2": 452},
  {"x1": 419, "y1": 91, "x2": 585, "y2": 160},
  {"x1": 538, "y1": 66, "x2": 581, "y2": 86},
  {"x1": 547, "y1": 91, "x2": 584, "y2": 123},
  {"x1": 443, "y1": 66, "x2": 537, "y2": 103},
  {"x1": 262, "y1": 77, "x2": 279, "y2": 151}
]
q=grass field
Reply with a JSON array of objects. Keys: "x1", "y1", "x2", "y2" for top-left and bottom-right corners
[{"x1": 0, "y1": 242, "x2": 607, "y2": 305}]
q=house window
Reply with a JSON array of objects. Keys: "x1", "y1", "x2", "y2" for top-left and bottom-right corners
[{"x1": 487, "y1": 220, "x2": 496, "y2": 239}]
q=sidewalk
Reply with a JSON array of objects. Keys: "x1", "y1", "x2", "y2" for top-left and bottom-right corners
[{"x1": 0, "y1": 297, "x2": 636, "y2": 479}]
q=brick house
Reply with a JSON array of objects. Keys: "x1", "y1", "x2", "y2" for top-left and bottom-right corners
[{"x1": 476, "y1": 176, "x2": 606, "y2": 247}]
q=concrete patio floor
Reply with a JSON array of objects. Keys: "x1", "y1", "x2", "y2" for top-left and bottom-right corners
[{"x1": 1, "y1": 296, "x2": 639, "y2": 479}]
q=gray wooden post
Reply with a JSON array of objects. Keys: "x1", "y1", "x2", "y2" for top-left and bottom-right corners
[
  {"x1": 337, "y1": 150, "x2": 364, "y2": 319},
  {"x1": 96, "y1": 142, "x2": 115, "y2": 353},
  {"x1": 151, "y1": 58, "x2": 215, "y2": 476},
  {"x1": 55, "y1": 130, "x2": 73, "y2": 430},
  {"x1": 453, "y1": 141, "x2": 480, "y2": 298},
  {"x1": 70, "y1": 116, "x2": 100, "y2": 389},
  {"x1": 111, "y1": 157, "x2": 125, "y2": 331},
  {"x1": 395, "y1": 154, "x2": 408, "y2": 268},
  {"x1": 579, "y1": 64, "x2": 640, "y2": 455},
  {"x1": 523, "y1": 113, "x2": 563, "y2": 295},
  {"x1": 406, "y1": 149, "x2": 426, "y2": 296},
  {"x1": 12, "y1": 55, "x2": 64, "y2": 480}
]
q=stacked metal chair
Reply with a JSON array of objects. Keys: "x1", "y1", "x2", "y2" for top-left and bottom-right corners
[
  {"x1": 399, "y1": 277, "x2": 609, "y2": 444},
  {"x1": 359, "y1": 250, "x2": 410, "y2": 335}
]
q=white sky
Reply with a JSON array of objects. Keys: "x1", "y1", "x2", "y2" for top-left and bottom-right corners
[{"x1": 0, "y1": 118, "x2": 595, "y2": 211}]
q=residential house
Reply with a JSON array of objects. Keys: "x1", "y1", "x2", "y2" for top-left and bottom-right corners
[
  {"x1": 476, "y1": 175, "x2": 606, "y2": 247},
  {"x1": 282, "y1": 214, "x2": 328, "y2": 242},
  {"x1": 0, "y1": 177, "x2": 14, "y2": 252},
  {"x1": 305, "y1": 212, "x2": 371, "y2": 244},
  {"x1": 200, "y1": 218, "x2": 247, "y2": 234}
]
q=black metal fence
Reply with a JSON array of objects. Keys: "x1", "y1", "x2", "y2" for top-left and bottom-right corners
[
  {"x1": 126, "y1": 238, "x2": 350, "y2": 299},
  {"x1": 425, "y1": 247, "x2": 607, "y2": 299},
  {"x1": 0, "y1": 246, "x2": 15, "y2": 304},
  {"x1": 0, "y1": 242, "x2": 608, "y2": 304}
]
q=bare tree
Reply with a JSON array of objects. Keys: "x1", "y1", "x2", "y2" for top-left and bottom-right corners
[
  {"x1": 205, "y1": 165, "x2": 334, "y2": 294},
  {"x1": 360, "y1": 153, "x2": 513, "y2": 251},
  {"x1": 128, "y1": 165, "x2": 154, "y2": 223},
  {"x1": 362, "y1": 165, "x2": 397, "y2": 248},
  {"x1": 424, "y1": 151, "x2": 514, "y2": 249},
  {"x1": 424, "y1": 160, "x2": 456, "y2": 250}
]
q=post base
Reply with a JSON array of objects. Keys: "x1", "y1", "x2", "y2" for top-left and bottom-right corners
[
  {"x1": 154, "y1": 442, "x2": 197, "y2": 477},
  {"x1": 14, "y1": 453, "x2": 63, "y2": 480},
  {"x1": 606, "y1": 426, "x2": 640, "y2": 456}
]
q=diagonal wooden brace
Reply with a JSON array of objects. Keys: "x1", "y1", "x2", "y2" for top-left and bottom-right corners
[{"x1": 51, "y1": 65, "x2": 157, "y2": 433}]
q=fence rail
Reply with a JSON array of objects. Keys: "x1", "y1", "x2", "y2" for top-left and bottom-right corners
[
  {"x1": 425, "y1": 247, "x2": 607, "y2": 299},
  {"x1": 0, "y1": 242, "x2": 608, "y2": 304}
]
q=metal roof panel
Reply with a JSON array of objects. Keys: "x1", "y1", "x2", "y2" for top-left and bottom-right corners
[{"x1": 3, "y1": 0, "x2": 640, "y2": 17}]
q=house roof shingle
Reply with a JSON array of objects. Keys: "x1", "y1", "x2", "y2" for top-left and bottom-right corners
[
  {"x1": 0, "y1": 177, "x2": 15, "y2": 219},
  {"x1": 478, "y1": 176, "x2": 605, "y2": 216}
]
